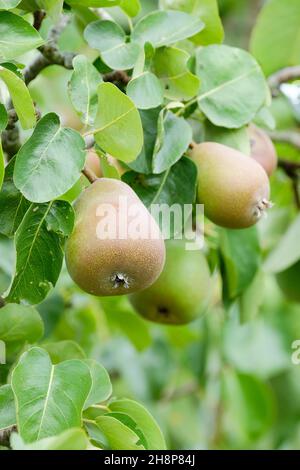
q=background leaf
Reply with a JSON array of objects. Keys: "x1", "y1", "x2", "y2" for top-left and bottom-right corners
[
  {"x1": 69, "y1": 55, "x2": 102, "y2": 126},
  {"x1": 11, "y1": 348, "x2": 92, "y2": 443},
  {"x1": 14, "y1": 113, "x2": 86, "y2": 203},
  {"x1": 250, "y1": 0, "x2": 300, "y2": 76}
]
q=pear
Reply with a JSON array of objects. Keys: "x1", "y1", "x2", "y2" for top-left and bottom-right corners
[
  {"x1": 276, "y1": 261, "x2": 300, "y2": 303},
  {"x1": 248, "y1": 124, "x2": 277, "y2": 176},
  {"x1": 189, "y1": 142, "x2": 272, "y2": 229},
  {"x1": 65, "y1": 178, "x2": 165, "y2": 296},
  {"x1": 129, "y1": 240, "x2": 211, "y2": 325}
]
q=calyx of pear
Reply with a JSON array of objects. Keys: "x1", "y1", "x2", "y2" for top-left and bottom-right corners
[
  {"x1": 65, "y1": 178, "x2": 166, "y2": 296},
  {"x1": 129, "y1": 239, "x2": 212, "y2": 325},
  {"x1": 248, "y1": 124, "x2": 277, "y2": 176},
  {"x1": 189, "y1": 142, "x2": 272, "y2": 229}
]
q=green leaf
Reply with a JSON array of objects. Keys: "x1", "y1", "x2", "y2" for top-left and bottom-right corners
[
  {"x1": 0, "y1": 303, "x2": 43, "y2": 343},
  {"x1": 0, "y1": 66, "x2": 36, "y2": 129},
  {"x1": 0, "y1": 159, "x2": 31, "y2": 238},
  {"x1": 0, "y1": 385, "x2": 16, "y2": 431},
  {"x1": 123, "y1": 156, "x2": 197, "y2": 208},
  {"x1": 264, "y1": 215, "x2": 300, "y2": 273},
  {"x1": 250, "y1": 0, "x2": 300, "y2": 76},
  {"x1": 120, "y1": 0, "x2": 140, "y2": 17},
  {"x1": 95, "y1": 415, "x2": 145, "y2": 450},
  {"x1": 0, "y1": 103, "x2": 7, "y2": 131},
  {"x1": 110, "y1": 399, "x2": 166, "y2": 450},
  {"x1": 67, "y1": 0, "x2": 120, "y2": 6},
  {"x1": 154, "y1": 46, "x2": 200, "y2": 101},
  {"x1": 132, "y1": 10, "x2": 204, "y2": 47},
  {"x1": 0, "y1": 11, "x2": 43, "y2": 60},
  {"x1": 127, "y1": 72, "x2": 164, "y2": 110},
  {"x1": 223, "y1": 318, "x2": 290, "y2": 379},
  {"x1": 84, "y1": 20, "x2": 140, "y2": 70},
  {"x1": 0, "y1": 0, "x2": 21, "y2": 8},
  {"x1": 11, "y1": 347, "x2": 92, "y2": 443},
  {"x1": 220, "y1": 227, "x2": 260, "y2": 301},
  {"x1": 68, "y1": 55, "x2": 102, "y2": 127},
  {"x1": 196, "y1": 45, "x2": 267, "y2": 128},
  {"x1": 14, "y1": 113, "x2": 86, "y2": 203},
  {"x1": 152, "y1": 111, "x2": 192, "y2": 173},
  {"x1": 222, "y1": 370, "x2": 276, "y2": 441},
  {"x1": 83, "y1": 359, "x2": 112, "y2": 409},
  {"x1": 0, "y1": 103, "x2": 6, "y2": 190},
  {"x1": 93, "y1": 82, "x2": 143, "y2": 162},
  {"x1": 42, "y1": 340, "x2": 86, "y2": 364},
  {"x1": 11, "y1": 428, "x2": 90, "y2": 450},
  {"x1": 36, "y1": 0, "x2": 63, "y2": 20},
  {"x1": 160, "y1": 0, "x2": 224, "y2": 45},
  {"x1": 7, "y1": 200, "x2": 74, "y2": 305}
]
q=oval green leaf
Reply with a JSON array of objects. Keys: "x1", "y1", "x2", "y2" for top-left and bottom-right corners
[
  {"x1": 14, "y1": 113, "x2": 86, "y2": 203},
  {"x1": 93, "y1": 82, "x2": 143, "y2": 162},
  {"x1": 11, "y1": 347, "x2": 92, "y2": 443}
]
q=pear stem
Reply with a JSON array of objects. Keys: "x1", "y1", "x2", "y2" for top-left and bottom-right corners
[{"x1": 82, "y1": 166, "x2": 98, "y2": 184}]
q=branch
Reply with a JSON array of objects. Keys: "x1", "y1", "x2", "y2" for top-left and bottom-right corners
[
  {"x1": 268, "y1": 66, "x2": 300, "y2": 96},
  {"x1": 160, "y1": 381, "x2": 200, "y2": 403},
  {"x1": 266, "y1": 130, "x2": 300, "y2": 150}
]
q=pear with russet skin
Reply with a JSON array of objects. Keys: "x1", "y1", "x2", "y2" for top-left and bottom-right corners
[
  {"x1": 248, "y1": 124, "x2": 277, "y2": 176},
  {"x1": 129, "y1": 240, "x2": 212, "y2": 325},
  {"x1": 189, "y1": 142, "x2": 272, "y2": 229},
  {"x1": 65, "y1": 178, "x2": 165, "y2": 296},
  {"x1": 276, "y1": 261, "x2": 300, "y2": 303}
]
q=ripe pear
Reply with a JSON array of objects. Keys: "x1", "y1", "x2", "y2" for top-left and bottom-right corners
[
  {"x1": 248, "y1": 124, "x2": 277, "y2": 176},
  {"x1": 129, "y1": 240, "x2": 211, "y2": 325},
  {"x1": 276, "y1": 261, "x2": 300, "y2": 303},
  {"x1": 189, "y1": 142, "x2": 272, "y2": 229},
  {"x1": 65, "y1": 178, "x2": 165, "y2": 296}
]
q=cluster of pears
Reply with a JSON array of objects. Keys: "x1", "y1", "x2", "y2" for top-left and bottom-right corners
[
  {"x1": 65, "y1": 175, "x2": 211, "y2": 325},
  {"x1": 188, "y1": 124, "x2": 276, "y2": 229}
]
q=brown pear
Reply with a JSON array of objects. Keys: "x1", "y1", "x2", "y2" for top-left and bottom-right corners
[
  {"x1": 248, "y1": 124, "x2": 277, "y2": 176},
  {"x1": 189, "y1": 142, "x2": 272, "y2": 229},
  {"x1": 65, "y1": 178, "x2": 166, "y2": 296}
]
